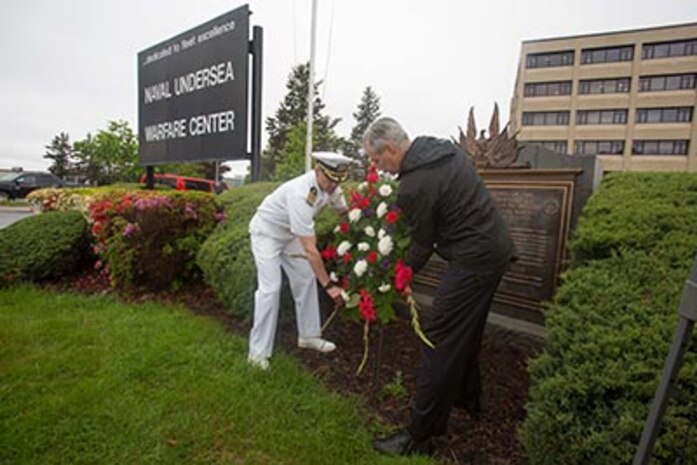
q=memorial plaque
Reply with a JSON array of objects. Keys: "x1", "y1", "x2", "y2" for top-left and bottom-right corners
[{"x1": 414, "y1": 169, "x2": 582, "y2": 323}]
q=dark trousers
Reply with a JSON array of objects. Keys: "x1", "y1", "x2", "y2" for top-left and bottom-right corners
[{"x1": 407, "y1": 264, "x2": 505, "y2": 442}]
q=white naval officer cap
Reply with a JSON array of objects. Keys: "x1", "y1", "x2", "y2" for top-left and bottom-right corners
[{"x1": 312, "y1": 151, "x2": 353, "y2": 183}]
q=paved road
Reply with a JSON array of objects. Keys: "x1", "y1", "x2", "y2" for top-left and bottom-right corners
[{"x1": 0, "y1": 209, "x2": 34, "y2": 229}]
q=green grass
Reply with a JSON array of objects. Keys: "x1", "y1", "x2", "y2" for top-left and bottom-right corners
[
  {"x1": 0, "y1": 286, "x2": 431, "y2": 465},
  {"x1": 0, "y1": 200, "x2": 29, "y2": 207}
]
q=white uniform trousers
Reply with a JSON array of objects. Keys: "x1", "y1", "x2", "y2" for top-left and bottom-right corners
[{"x1": 248, "y1": 231, "x2": 321, "y2": 359}]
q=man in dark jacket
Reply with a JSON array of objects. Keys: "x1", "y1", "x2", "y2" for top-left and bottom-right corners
[{"x1": 363, "y1": 117, "x2": 516, "y2": 456}]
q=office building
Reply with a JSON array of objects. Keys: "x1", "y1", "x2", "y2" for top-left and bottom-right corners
[{"x1": 510, "y1": 22, "x2": 697, "y2": 171}]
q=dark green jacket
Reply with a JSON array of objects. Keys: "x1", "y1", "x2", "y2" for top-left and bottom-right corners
[{"x1": 397, "y1": 136, "x2": 515, "y2": 273}]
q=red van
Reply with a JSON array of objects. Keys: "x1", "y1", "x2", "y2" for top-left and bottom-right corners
[{"x1": 139, "y1": 173, "x2": 226, "y2": 193}]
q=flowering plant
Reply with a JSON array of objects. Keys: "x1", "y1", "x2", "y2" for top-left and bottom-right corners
[
  {"x1": 321, "y1": 165, "x2": 432, "y2": 375},
  {"x1": 87, "y1": 190, "x2": 224, "y2": 289}
]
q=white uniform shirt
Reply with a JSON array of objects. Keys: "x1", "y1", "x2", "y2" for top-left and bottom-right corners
[{"x1": 250, "y1": 171, "x2": 347, "y2": 240}]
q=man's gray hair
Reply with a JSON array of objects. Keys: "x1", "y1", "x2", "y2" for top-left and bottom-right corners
[{"x1": 363, "y1": 117, "x2": 409, "y2": 152}]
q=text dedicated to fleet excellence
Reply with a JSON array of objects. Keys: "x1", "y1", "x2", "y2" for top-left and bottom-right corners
[{"x1": 144, "y1": 110, "x2": 235, "y2": 142}]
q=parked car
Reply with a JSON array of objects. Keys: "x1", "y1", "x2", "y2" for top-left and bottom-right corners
[
  {"x1": 0, "y1": 171, "x2": 65, "y2": 200},
  {"x1": 138, "y1": 173, "x2": 226, "y2": 193}
]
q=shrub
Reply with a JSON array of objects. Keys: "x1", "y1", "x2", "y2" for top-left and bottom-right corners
[
  {"x1": 521, "y1": 172, "x2": 697, "y2": 465},
  {"x1": 197, "y1": 181, "x2": 345, "y2": 319},
  {"x1": 88, "y1": 190, "x2": 223, "y2": 290},
  {"x1": 0, "y1": 211, "x2": 91, "y2": 285}
]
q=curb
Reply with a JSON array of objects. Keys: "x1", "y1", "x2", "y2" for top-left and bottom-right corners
[{"x1": 0, "y1": 206, "x2": 33, "y2": 213}]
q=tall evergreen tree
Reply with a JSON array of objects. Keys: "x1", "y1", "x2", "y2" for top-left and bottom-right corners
[
  {"x1": 262, "y1": 63, "x2": 343, "y2": 180},
  {"x1": 347, "y1": 86, "x2": 381, "y2": 178},
  {"x1": 44, "y1": 132, "x2": 72, "y2": 179}
]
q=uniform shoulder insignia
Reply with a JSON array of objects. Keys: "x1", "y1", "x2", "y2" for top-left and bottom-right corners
[{"x1": 306, "y1": 186, "x2": 318, "y2": 206}]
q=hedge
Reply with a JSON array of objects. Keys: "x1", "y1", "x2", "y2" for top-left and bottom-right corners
[
  {"x1": 0, "y1": 211, "x2": 91, "y2": 285},
  {"x1": 196, "y1": 181, "x2": 348, "y2": 319},
  {"x1": 521, "y1": 172, "x2": 697, "y2": 464}
]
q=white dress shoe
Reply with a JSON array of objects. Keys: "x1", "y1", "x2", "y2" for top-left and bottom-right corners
[
  {"x1": 297, "y1": 337, "x2": 336, "y2": 353},
  {"x1": 247, "y1": 354, "x2": 270, "y2": 370}
]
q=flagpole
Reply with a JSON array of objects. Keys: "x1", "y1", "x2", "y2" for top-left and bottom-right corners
[{"x1": 305, "y1": 0, "x2": 318, "y2": 172}]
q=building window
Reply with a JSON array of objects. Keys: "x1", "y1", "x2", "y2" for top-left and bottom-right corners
[
  {"x1": 524, "y1": 81, "x2": 572, "y2": 97},
  {"x1": 574, "y1": 140, "x2": 625, "y2": 155},
  {"x1": 639, "y1": 73, "x2": 696, "y2": 92},
  {"x1": 578, "y1": 77, "x2": 631, "y2": 94},
  {"x1": 635, "y1": 107, "x2": 694, "y2": 123},
  {"x1": 525, "y1": 50, "x2": 575, "y2": 68},
  {"x1": 581, "y1": 45, "x2": 634, "y2": 64},
  {"x1": 632, "y1": 140, "x2": 690, "y2": 155},
  {"x1": 642, "y1": 39, "x2": 697, "y2": 59},
  {"x1": 522, "y1": 111, "x2": 570, "y2": 126},
  {"x1": 527, "y1": 140, "x2": 568, "y2": 153},
  {"x1": 576, "y1": 109, "x2": 628, "y2": 125}
]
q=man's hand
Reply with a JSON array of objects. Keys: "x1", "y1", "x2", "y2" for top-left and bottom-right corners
[{"x1": 326, "y1": 285, "x2": 344, "y2": 307}]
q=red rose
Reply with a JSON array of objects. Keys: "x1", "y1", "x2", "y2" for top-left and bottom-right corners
[
  {"x1": 366, "y1": 250, "x2": 378, "y2": 263},
  {"x1": 320, "y1": 246, "x2": 337, "y2": 261},
  {"x1": 343, "y1": 253, "x2": 353, "y2": 264},
  {"x1": 385, "y1": 210, "x2": 400, "y2": 224},
  {"x1": 366, "y1": 172, "x2": 379, "y2": 183},
  {"x1": 358, "y1": 288, "x2": 377, "y2": 322},
  {"x1": 339, "y1": 223, "x2": 350, "y2": 234},
  {"x1": 394, "y1": 260, "x2": 413, "y2": 292}
]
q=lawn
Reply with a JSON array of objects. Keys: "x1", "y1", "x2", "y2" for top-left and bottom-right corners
[{"x1": 0, "y1": 285, "x2": 432, "y2": 465}]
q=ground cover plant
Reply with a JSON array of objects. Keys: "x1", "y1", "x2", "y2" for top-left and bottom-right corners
[{"x1": 0, "y1": 285, "x2": 432, "y2": 465}]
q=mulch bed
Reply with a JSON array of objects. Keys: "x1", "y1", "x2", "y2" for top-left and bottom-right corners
[{"x1": 47, "y1": 271, "x2": 541, "y2": 465}]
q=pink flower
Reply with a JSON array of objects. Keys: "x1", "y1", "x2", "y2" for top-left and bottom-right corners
[{"x1": 123, "y1": 222, "x2": 138, "y2": 237}]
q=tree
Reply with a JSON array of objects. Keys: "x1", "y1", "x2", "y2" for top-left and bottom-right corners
[
  {"x1": 44, "y1": 132, "x2": 72, "y2": 179},
  {"x1": 272, "y1": 123, "x2": 311, "y2": 182},
  {"x1": 262, "y1": 63, "x2": 344, "y2": 180},
  {"x1": 347, "y1": 86, "x2": 381, "y2": 178},
  {"x1": 73, "y1": 133, "x2": 102, "y2": 185},
  {"x1": 73, "y1": 120, "x2": 139, "y2": 185}
]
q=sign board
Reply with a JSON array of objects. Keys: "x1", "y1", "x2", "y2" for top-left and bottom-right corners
[{"x1": 137, "y1": 5, "x2": 249, "y2": 165}]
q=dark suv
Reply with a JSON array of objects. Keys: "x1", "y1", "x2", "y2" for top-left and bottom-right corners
[{"x1": 0, "y1": 171, "x2": 65, "y2": 200}]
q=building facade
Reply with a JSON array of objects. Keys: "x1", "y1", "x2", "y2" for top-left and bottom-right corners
[{"x1": 510, "y1": 22, "x2": 697, "y2": 171}]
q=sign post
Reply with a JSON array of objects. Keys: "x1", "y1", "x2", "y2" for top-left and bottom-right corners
[{"x1": 633, "y1": 256, "x2": 697, "y2": 465}]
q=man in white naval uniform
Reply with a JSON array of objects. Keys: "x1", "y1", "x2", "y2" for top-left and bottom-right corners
[{"x1": 247, "y1": 152, "x2": 352, "y2": 369}]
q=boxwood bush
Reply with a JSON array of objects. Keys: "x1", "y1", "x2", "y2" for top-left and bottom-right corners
[
  {"x1": 0, "y1": 211, "x2": 92, "y2": 285},
  {"x1": 196, "y1": 181, "x2": 347, "y2": 319},
  {"x1": 521, "y1": 172, "x2": 697, "y2": 464}
]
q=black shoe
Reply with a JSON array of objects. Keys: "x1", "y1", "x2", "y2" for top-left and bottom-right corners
[{"x1": 372, "y1": 430, "x2": 435, "y2": 456}]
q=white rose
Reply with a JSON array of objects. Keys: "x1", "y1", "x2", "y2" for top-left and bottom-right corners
[
  {"x1": 378, "y1": 235, "x2": 394, "y2": 255},
  {"x1": 378, "y1": 283, "x2": 391, "y2": 293},
  {"x1": 337, "y1": 240, "x2": 353, "y2": 256},
  {"x1": 378, "y1": 228, "x2": 386, "y2": 239},
  {"x1": 357, "y1": 242, "x2": 370, "y2": 252},
  {"x1": 379, "y1": 184, "x2": 393, "y2": 197},
  {"x1": 348, "y1": 208, "x2": 362, "y2": 223},
  {"x1": 341, "y1": 290, "x2": 351, "y2": 302},
  {"x1": 353, "y1": 259, "x2": 368, "y2": 277},
  {"x1": 334, "y1": 225, "x2": 341, "y2": 233},
  {"x1": 330, "y1": 272, "x2": 338, "y2": 282},
  {"x1": 364, "y1": 226, "x2": 376, "y2": 237},
  {"x1": 376, "y1": 202, "x2": 388, "y2": 218},
  {"x1": 358, "y1": 182, "x2": 368, "y2": 192}
]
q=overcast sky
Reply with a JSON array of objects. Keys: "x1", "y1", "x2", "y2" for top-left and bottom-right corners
[{"x1": 1, "y1": 0, "x2": 695, "y2": 176}]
